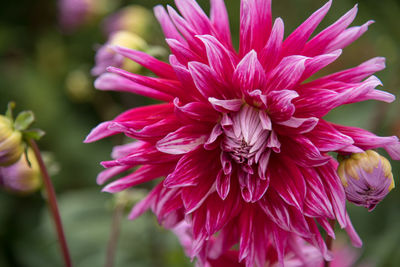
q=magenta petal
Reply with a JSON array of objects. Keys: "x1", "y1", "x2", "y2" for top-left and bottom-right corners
[
  {"x1": 317, "y1": 161, "x2": 347, "y2": 228},
  {"x1": 102, "y1": 164, "x2": 172, "y2": 193},
  {"x1": 282, "y1": 0, "x2": 332, "y2": 56},
  {"x1": 96, "y1": 165, "x2": 131, "y2": 185},
  {"x1": 112, "y1": 46, "x2": 176, "y2": 78},
  {"x1": 154, "y1": 5, "x2": 187, "y2": 45},
  {"x1": 95, "y1": 73, "x2": 173, "y2": 102},
  {"x1": 156, "y1": 125, "x2": 209, "y2": 155},
  {"x1": 196, "y1": 34, "x2": 237, "y2": 82},
  {"x1": 210, "y1": 0, "x2": 233, "y2": 50},
  {"x1": 301, "y1": 49, "x2": 342, "y2": 81},
  {"x1": 326, "y1": 20, "x2": 374, "y2": 52},
  {"x1": 303, "y1": 4, "x2": 358, "y2": 56},
  {"x1": 265, "y1": 56, "x2": 307, "y2": 92},
  {"x1": 270, "y1": 158, "x2": 306, "y2": 211},
  {"x1": 166, "y1": 38, "x2": 203, "y2": 65},
  {"x1": 239, "y1": 0, "x2": 272, "y2": 55},
  {"x1": 174, "y1": 98, "x2": 220, "y2": 123},
  {"x1": 216, "y1": 169, "x2": 231, "y2": 200},
  {"x1": 208, "y1": 97, "x2": 243, "y2": 113},
  {"x1": 233, "y1": 50, "x2": 267, "y2": 92},
  {"x1": 344, "y1": 213, "x2": 363, "y2": 247},
  {"x1": 129, "y1": 183, "x2": 163, "y2": 220},
  {"x1": 259, "y1": 17, "x2": 284, "y2": 72},
  {"x1": 266, "y1": 90, "x2": 299, "y2": 121},
  {"x1": 84, "y1": 121, "x2": 119, "y2": 143},
  {"x1": 164, "y1": 148, "x2": 217, "y2": 188}
]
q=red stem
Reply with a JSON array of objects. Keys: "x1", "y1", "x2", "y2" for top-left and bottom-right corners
[
  {"x1": 105, "y1": 204, "x2": 124, "y2": 267},
  {"x1": 29, "y1": 139, "x2": 72, "y2": 267}
]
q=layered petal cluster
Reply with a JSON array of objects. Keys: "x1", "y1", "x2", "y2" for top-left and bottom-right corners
[{"x1": 86, "y1": 0, "x2": 400, "y2": 266}]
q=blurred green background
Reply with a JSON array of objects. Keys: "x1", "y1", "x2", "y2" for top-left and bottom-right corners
[{"x1": 0, "y1": 0, "x2": 399, "y2": 266}]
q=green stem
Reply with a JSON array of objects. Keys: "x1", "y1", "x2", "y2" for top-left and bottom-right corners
[{"x1": 29, "y1": 139, "x2": 72, "y2": 267}]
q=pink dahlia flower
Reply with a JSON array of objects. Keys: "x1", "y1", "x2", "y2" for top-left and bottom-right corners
[{"x1": 86, "y1": 0, "x2": 400, "y2": 266}]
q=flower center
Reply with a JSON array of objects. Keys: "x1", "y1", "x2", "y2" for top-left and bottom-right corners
[{"x1": 221, "y1": 105, "x2": 280, "y2": 173}]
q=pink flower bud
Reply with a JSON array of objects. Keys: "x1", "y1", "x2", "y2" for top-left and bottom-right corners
[
  {"x1": 338, "y1": 150, "x2": 394, "y2": 211},
  {"x1": 0, "y1": 148, "x2": 41, "y2": 194}
]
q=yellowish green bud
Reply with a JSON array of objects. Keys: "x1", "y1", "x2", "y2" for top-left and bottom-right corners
[{"x1": 0, "y1": 115, "x2": 24, "y2": 166}]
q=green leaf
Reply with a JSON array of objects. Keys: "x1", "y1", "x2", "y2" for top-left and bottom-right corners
[
  {"x1": 5, "y1": 101, "x2": 16, "y2": 120},
  {"x1": 14, "y1": 110, "x2": 35, "y2": 131},
  {"x1": 23, "y1": 129, "x2": 45, "y2": 140}
]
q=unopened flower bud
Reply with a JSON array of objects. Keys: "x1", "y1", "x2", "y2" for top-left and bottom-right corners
[
  {"x1": 92, "y1": 31, "x2": 148, "y2": 76},
  {"x1": 0, "y1": 148, "x2": 41, "y2": 194},
  {"x1": 0, "y1": 115, "x2": 24, "y2": 166},
  {"x1": 103, "y1": 5, "x2": 153, "y2": 38},
  {"x1": 338, "y1": 150, "x2": 395, "y2": 211}
]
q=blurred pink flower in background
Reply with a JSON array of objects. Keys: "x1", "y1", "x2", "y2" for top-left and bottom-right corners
[{"x1": 86, "y1": 0, "x2": 400, "y2": 266}]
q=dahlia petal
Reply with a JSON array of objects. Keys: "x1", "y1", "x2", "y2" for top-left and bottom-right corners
[
  {"x1": 175, "y1": 0, "x2": 213, "y2": 35},
  {"x1": 316, "y1": 218, "x2": 336, "y2": 239},
  {"x1": 303, "y1": 4, "x2": 358, "y2": 56},
  {"x1": 239, "y1": 171, "x2": 270, "y2": 203},
  {"x1": 272, "y1": 225, "x2": 288, "y2": 267},
  {"x1": 327, "y1": 20, "x2": 375, "y2": 52},
  {"x1": 305, "y1": 218, "x2": 333, "y2": 261},
  {"x1": 167, "y1": 6, "x2": 205, "y2": 54},
  {"x1": 233, "y1": 50, "x2": 267, "y2": 92},
  {"x1": 208, "y1": 97, "x2": 243, "y2": 113},
  {"x1": 259, "y1": 190, "x2": 311, "y2": 237},
  {"x1": 344, "y1": 213, "x2": 363, "y2": 247},
  {"x1": 266, "y1": 89, "x2": 299, "y2": 121},
  {"x1": 317, "y1": 162, "x2": 347, "y2": 228},
  {"x1": 238, "y1": 206, "x2": 254, "y2": 261},
  {"x1": 258, "y1": 111, "x2": 272, "y2": 130},
  {"x1": 276, "y1": 117, "x2": 319, "y2": 134},
  {"x1": 153, "y1": 187, "x2": 184, "y2": 227},
  {"x1": 106, "y1": 66, "x2": 186, "y2": 99},
  {"x1": 257, "y1": 150, "x2": 271, "y2": 180},
  {"x1": 239, "y1": 0, "x2": 272, "y2": 55},
  {"x1": 188, "y1": 61, "x2": 231, "y2": 99},
  {"x1": 301, "y1": 49, "x2": 342, "y2": 81},
  {"x1": 301, "y1": 167, "x2": 335, "y2": 218},
  {"x1": 281, "y1": 136, "x2": 330, "y2": 167},
  {"x1": 360, "y1": 89, "x2": 395, "y2": 103},
  {"x1": 169, "y1": 55, "x2": 203, "y2": 100},
  {"x1": 102, "y1": 165, "x2": 171, "y2": 193},
  {"x1": 174, "y1": 98, "x2": 220, "y2": 123},
  {"x1": 196, "y1": 35, "x2": 237, "y2": 82},
  {"x1": 210, "y1": 0, "x2": 233, "y2": 50},
  {"x1": 108, "y1": 118, "x2": 181, "y2": 142},
  {"x1": 259, "y1": 17, "x2": 284, "y2": 72},
  {"x1": 204, "y1": 124, "x2": 223, "y2": 150},
  {"x1": 270, "y1": 158, "x2": 306, "y2": 211},
  {"x1": 154, "y1": 5, "x2": 187, "y2": 45},
  {"x1": 182, "y1": 179, "x2": 216, "y2": 214},
  {"x1": 216, "y1": 170, "x2": 231, "y2": 200},
  {"x1": 102, "y1": 144, "x2": 179, "y2": 168},
  {"x1": 111, "y1": 142, "x2": 145, "y2": 158},
  {"x1": 164, "y1": 148, "x2": 217, "y2": 188},
  {"x1": 95, "y1": 73, "x2": 173, "y2": 102},
  {"x1": 333, "y1": 124, "x2": 400, "y2": 159},
  {"x1": 129, "y1": 183, "x2": 163, "y2": 220},
  {"x1": 308, "y1": 57, "x2": 386, "y2": 85},
  {"x1": 112, "y1": 46, "x2": 176, "y2": 78},
  {"x1": 265, "y1": 56, "x2": 307, "y2": 92},
  {"x1": 305, "y1": 120, "x2": 354, "y2": 152},
  {"x1": 166, "y1": 38, "x2": 203, "y2": 64},
  {"x1": 282, "y1": 0, "x2": 332, "y2": 56},
  {"x1": 84, "y1": 121, "x2": 119, "y2": 143},
  {"x1": 96, "y1": 165, "x2": 131, "y2": 185},
  {"x1": 205, "y1": 190, "x2": 241, "y2": 235},
  {"x1": 156, "y1": 125, "x2": 209, "y2": 155}
]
